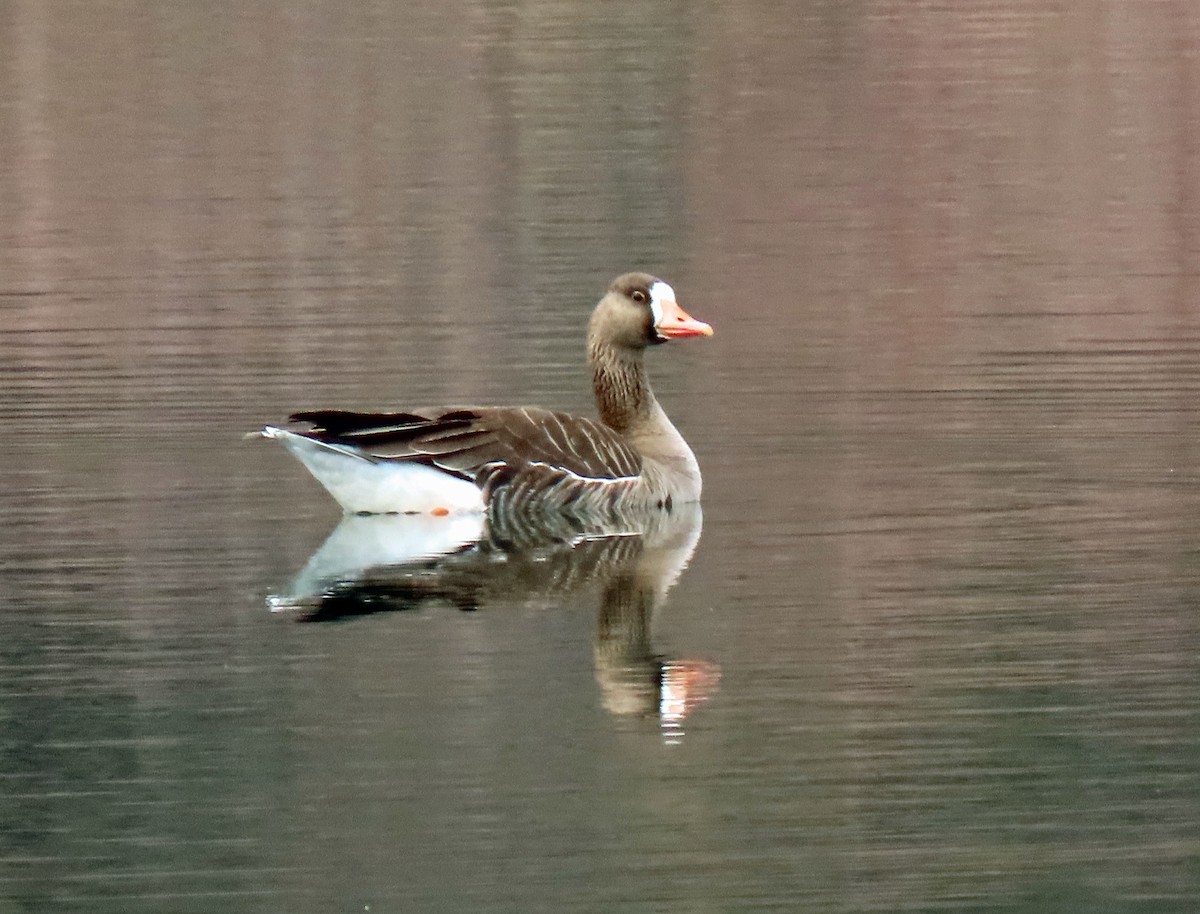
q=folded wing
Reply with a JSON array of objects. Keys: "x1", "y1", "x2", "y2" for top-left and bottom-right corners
[{"x1": 288, "y1": 407, "x2": 643, "y2": 486}]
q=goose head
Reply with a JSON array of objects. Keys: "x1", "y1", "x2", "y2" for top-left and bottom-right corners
[{"x1": 589, "y1": 273, "x2": 713, "y2": 352}]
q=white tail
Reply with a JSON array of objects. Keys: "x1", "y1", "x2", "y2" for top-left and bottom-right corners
[{"x1": 262, "y1": 427, "x2": 484, "y2": 515}]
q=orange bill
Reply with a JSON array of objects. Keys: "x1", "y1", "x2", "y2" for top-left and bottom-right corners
[{"x1": 655, "y1": 297, "x2": 714, "y2": 339}]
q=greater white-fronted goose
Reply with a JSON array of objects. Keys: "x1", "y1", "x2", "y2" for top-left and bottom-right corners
[{"x1": 261, "y1": 273, "x2": 713, "y2": 515}]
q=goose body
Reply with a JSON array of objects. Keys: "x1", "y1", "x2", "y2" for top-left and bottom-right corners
[{"x1": 261, "y1": 273, "x2": 713, "y2": 516}]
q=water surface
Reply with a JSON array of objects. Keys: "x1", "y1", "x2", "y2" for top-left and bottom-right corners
[{"x1": 2, "y1": 2, "x2": 1199, "y2": 912}]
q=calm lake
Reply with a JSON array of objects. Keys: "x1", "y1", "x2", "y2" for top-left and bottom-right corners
[{"x1": 2, "y1": 2, "x2": 1199, "y2": 912}]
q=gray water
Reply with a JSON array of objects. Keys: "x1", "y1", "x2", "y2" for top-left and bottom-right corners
[{"x1": 3, "y1": 3, "x2": 1199, "y2": 912}]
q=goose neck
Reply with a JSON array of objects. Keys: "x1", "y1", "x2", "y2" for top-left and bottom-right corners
[{"x1": 589, "y1": 340, "x2": 653, "y2": 433}]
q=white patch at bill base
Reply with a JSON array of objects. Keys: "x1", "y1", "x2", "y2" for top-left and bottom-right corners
[{"x1": 648, "y1": 280, "x2": 675, "y2": 327}]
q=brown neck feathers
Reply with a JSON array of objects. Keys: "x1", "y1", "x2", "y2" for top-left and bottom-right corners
[{"x1": 589, "y1": 340, "x2": 653, "y2": 434}]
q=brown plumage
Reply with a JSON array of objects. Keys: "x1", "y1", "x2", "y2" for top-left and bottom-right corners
[{"x1": 262, "y1": 273, "x2": 713, "y2": 515}]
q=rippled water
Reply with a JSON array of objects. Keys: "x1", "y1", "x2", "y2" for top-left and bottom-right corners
[{"x1": 3, "y1": 3, "x2": 1199, "y2": 912}]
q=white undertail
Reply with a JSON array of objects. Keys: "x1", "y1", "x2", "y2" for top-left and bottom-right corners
[{"x1": 261, "y1": 427, "x2": 484, "y2": 515}]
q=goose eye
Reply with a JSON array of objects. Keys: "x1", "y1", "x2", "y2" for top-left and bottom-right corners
[{"x1": 631, "y1": 289, "x2": 648, "y2": 304}]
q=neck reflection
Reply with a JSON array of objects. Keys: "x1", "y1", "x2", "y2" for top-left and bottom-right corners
[{"x1": 269, "y1": 503, "x2": 718, "y2": 735}]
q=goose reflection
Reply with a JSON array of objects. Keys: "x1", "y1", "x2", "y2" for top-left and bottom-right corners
[{"x1": 269, "y1": 503, "x2": 718, "y2": 732}]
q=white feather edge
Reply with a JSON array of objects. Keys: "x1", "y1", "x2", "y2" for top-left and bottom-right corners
[
  {"x1": 261, "y1": 426, "x2": 485, "y2": 515},
  {"x1": 525, "y1": 461, "x2": 639, "y2": 485}
]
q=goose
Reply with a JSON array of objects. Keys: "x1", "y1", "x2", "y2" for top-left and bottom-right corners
[{"x1": 260, "y1": 273, "x2": 713, "y2": 516}]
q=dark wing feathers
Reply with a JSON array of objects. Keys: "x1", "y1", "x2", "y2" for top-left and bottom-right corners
[{"x1": 289, "y1": 407, "x2": 642, "y2": 483}]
